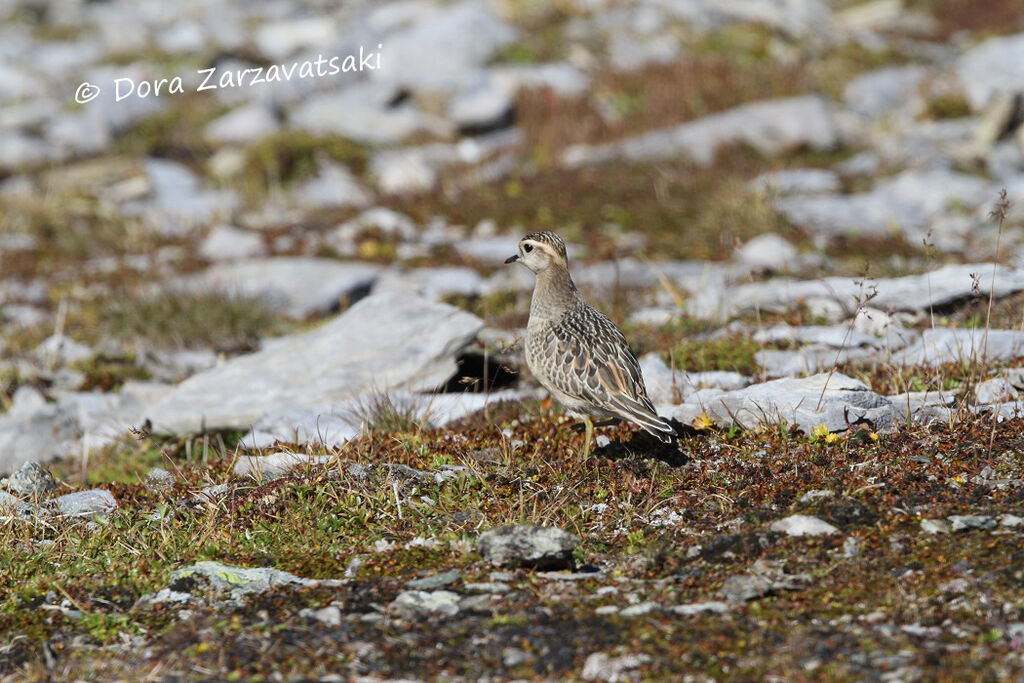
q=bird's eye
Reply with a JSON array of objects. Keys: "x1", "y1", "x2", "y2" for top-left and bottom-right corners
[{"x1": 523, "y1": 243, "x2": 533, "y2": 253}]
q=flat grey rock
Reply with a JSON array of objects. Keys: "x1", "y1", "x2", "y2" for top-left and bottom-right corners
[
  {"x1": 735, "y1": 232, "x2": 800, "y2": 272},
  {"x1": 956, "y1": 32, "x2": 1024, "y2": 111},
  {"x1": 373, "y1": 266, "x2": 485, "y2": 301},
  {"x1": 581, "y1": 652, "x2": 651, "y2": 683},
  {"x1": 563, "y1": 95, "x2": 839, "y2": 168},
  {"x1": 639, "y1": 353, "x2": 751, "y2": 405},
  {"x1": 372, "y1": 0, "x2": 517, "y2": 94},
  {"x1": 949, "y1": 515, "x2": 997, "y2": 532},
  {"x1": 121, "y1": 158, "x2": 239, "y2": 235},
  {"x1": 668, "y1": 601, "x2": 730, "y2": 616},
  {"x1": 391, "y1": 590, "x2": 461, "y2": 617},
  {"x1": 5, "y1": 460, "x2": 58, "y2": 498},
  {"x1": 755, "y1": 345, "x2": 879, "y2": 377},
  {"x1": 241, "y1": 388, "x2": 534, "y2": 449},
  {"x1": 294, "y1": 161, "x2": 373, "y2": 210},
  {"x1": 448, "y1": 72, "x2": 513, "y2": 132},
  {"x1": 843, "y1": 66, "x2": 927, "y2": 118},
  {"x1": 750, "y1": 169, "x2": 840, "y2": 196},
  {"x1": 752, "y1": 325, "x2": 881, "y2": 349},
  {"x1": 673, "y1": 372, "x2": 896, "y2": 433},
  {"x1": 204, "y1": 103, "x2": 278, "y2": 145},
  {"x1": 717, "y1": 264, "x2": 1024, "y2": 321},
  {"x1": 719, "y1": 573, "x2": 774, "y2": 602},
  {"x1": 232, "y1": 452, "x2": 335, "y2": 481},
  {"x1": 51, "y1": 488, "x2": 117, "y2": 516},
  {"x1": 146, "y1": 292, "x2": 483, "y2": 434},
  {"x1": 291, "y1": 82, "x2": 442, "y2": 145},
  {"x1": 920, "y1": 518, "x2": 951, "y2": 534},
  {"x1": 770, "y1": 514, "x2": 840, "y2": 537},
  {"x1": 477, "y1": 524, "x2": 580, "y2": 570},
  {"x1": 184, "y1": 257, "x2": 382, "y2": 319},
  {"x1": 975, "y1": 377, "x2": 1019, "y2": 404},
  {"x1": 168, "y1": 561, "x2": 340, "y2": 600},
  {"x1": 406, "y1": 569, "x2": 461, "y2": 590},
  {"x1": 893, "y1": 328, "x2": 1024, "y2": 367},
  {"x1": 198, "y1": 225, "x2": 266, "y2": 262}
]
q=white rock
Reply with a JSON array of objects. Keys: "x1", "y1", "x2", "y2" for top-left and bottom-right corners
[
  {"x1": 198, "y1": 225, "x2": 266, "y2": 262},
  {"x1": 145, "y1": 292, "x2": 483, "y2": 434},
  {"x1": 184, "y1": 257, "x2": 381, "y2": 319},
  {"x1": 373, "y1": 0, "x2": 518, "y2": 94},
  {"x1": 843, "y1": 66, "x2": 927, "y2": 118},
  {"x1": 204, "y1": 104, "x2": 278, "y2": 145},
  {"x1": 975, "y1": 377, "x2": 1019, "y2": 404},
  {"x1": 255, "y1": 17, "x2": 337, "y2": 61},
  {"x1": 956, "y1": 32, "x2": 1024, "y2": 111},
  {"x1": 232, "y1": 452, "x2": 336, "y2": 481},
  {"x1": 750, "y1": 169, "x2": 840, "y2": 196},
  {"x1": 51, "y1": 489, "x2": 117, "y2": 516},
  {"x1": 581, "y1": 652, "x2": 651, "y2": 683},
  {"x1": 770, "y1": 514, "x2": 840, "y2": 537},
  {"x1": 449, "y1": 72, "x2": 513, "y2": 131},
  {"x1": 294, "y1": 161, "x2": 373, "y2": 210},
  {"x1": 564, "y1": 95, "x2": 839, "y2": 168},
  {"x1": 669, "y1": 372, "x2": 896, "y2": 433},
  {"x1": 391, "y1": 590, "x2": 461, "y2": 617},
  {"x1": 893, "y1": 328, "x2": 1024, "y2": 367}
]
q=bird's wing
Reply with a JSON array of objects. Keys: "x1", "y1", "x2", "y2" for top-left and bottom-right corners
[{"x1": 540, "y1": 307, "x2": 658, "y2": 417}]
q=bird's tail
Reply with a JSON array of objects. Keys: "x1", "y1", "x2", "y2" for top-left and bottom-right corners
[{"x1": 615, "y1": 397, "x2": 676, "y2": 443}]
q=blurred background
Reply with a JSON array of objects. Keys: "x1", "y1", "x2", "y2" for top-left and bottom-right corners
[{"x1": 1, "y1": 0, "x2": 1024, "y2": 399}]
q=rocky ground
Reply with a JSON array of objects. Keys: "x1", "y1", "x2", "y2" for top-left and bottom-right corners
[{"x1": 2, "y1": 0, "x2": 1024, "y2": 680}]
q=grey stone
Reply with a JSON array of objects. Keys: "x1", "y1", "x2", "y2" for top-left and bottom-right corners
[
  {"x1": 735, "y1": 232, "x2": 800, "y2": 273},
  {"x1": 975, "y1": 377, "x2": 1019, "y2": 404},
  {"x1": 294, "y1": 161, "x2": 373, "y2": 210},
  {"x1": 581, "y1": 652, "x2": 651, "y2": 683},
  {"x1": 893, "y1": 328, "x2": 1024, "y2": 367},
  {"x1": 675, "y1": 373, "x2": 896, "y2": 434},
  {"x1": 369, "y1": 149, "x2": 438, "y2": 194},
  {"x1": 448, "y1": 72, "x2": 513, "y2": 132},
  {"x1": 797, "y1": 490, "x2": 835, "y2": 505},
  {"x1": 300, "y1": 605, "x2": 342, "y2": 627},
  {"x1": 464, "y1": 581, "x2": 509, "y2": 594},
  {"x1": 5, "y1": 461, "x2": 58, "y2": 498},
  {"x1": 619, "y1": 601, "x2": 661, "y2": 617},
  {"x1": 751, "y1": 169, "x2": 840, "y2": 196},
  {"x1": 0, "y1": 489, "x2": 39, "y2": 520},
  {"x1": 753, "y1": 325, "x2": 881, "y2": 349},
  {"x1": 842, "y1": 536, "x2": 861, "y2": 558},
  {"x1": 36, "y1": 334, "x2": 92, "y2": 366},
  {"x1": 292, "y1": 82, "x2": 445, "y2": 145},
  {"x1": 667, "y1": 601, "x2": 730, "y2": 616},
  {"x1": 477, "y1": 524, "x2": 580, "y2": 570},
  {"x1": 232, "y1": 452, "x2": 335, "y2": 481},
  {"x1": 241, "y1": 388, "x2": 532, "y2": 449},
  {"x1": 720, "y1": 573, "x2": 774, "y2": 602},
  {"x1": 639, "y1": 353, "x2": 751, "y2": 405},
  {"x1": 145, "y1": 467, "x2": 175, "y2": 492},
  {"x1": 999, "y1": 514, "x2": 1024, "y2": 528},
  {"x1": 755, "y1": 346, "x2": 880, "y2": 378},
  {"x1": 373, "y1": 0, "x2": 518, "y2": 94},
  {"x1": 184, "y1": 257, "x2": 382, "y2": 319},
  {"x1": 204, "y1": 104, "x2": 278, "y2": 145},
  {"x1": 949, "y1": 515, "x2": 997, "y2": 531},
  {"x1": 770, "y1": 514, "x2": 840, "y2": 537},
  {"x1": 843, "y1": 66, "x2": 927, "y2": 118},
  {"x1": 717, "y1": 264, "x2": 1024, "y2": 321},
  {"x1": 373, "y1": 266, "x2": 484, "y2": 302},
  {"x1": 391, "y1": 590, "x2": 461, "y2": 617},
  {"x1": 51, "y1": 488, "x2": 117, "y2": 517},
  {"x1": 169, "y1": 561, "x2": 339, "y2": 599},
  {"x1": 254, "y1": 16, "x2": 336, "y2": 62},
  {"x1": 406, "y1": 569, "x2": 460, "y2": 590},
  {"x1": 146, "y1": 292, "x2": 482, "y2": 434},
  {"x1": 121, "y1": 159, "x2": 239, "y2": 235},
  {"x1": 773, "y1": 167, "x2": 991, "y2": 243},
  {"x1": 920, "y1": 518, "x2": 951, "y2": 534},
  {"x1": 198, "y1": 225, "x2": 266, "y2": 262},
  {"x1": 956, "y1": 32, "x2": 1024, "y2": 111},
  {"x1": 563, "y1": 95, "x2": 839, "y2": 168},
  {"x1": 491, "y1": 62, "x2": 589, "y2": 97}
]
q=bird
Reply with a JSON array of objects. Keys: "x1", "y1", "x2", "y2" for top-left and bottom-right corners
[{"x1": 505, "y1": 231, "x2": 675, "y2": 456}]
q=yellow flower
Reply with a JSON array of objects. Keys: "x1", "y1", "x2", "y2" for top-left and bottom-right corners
[
  {"x1": 824, "y1": 432, "x2": 839, "y2": 444},
  {"x1": 811, "y1": 424, "x2": 829, "y2": 439},
  {"x1": 869, "y1": 432, "x2": 879, "y2": 441},
  {"x1": 692, "y1": 412, "x2": 715, "y2": 431}
]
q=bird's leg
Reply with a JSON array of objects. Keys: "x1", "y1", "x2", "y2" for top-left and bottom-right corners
[{"x1": 582, "y1": 415, "x2": 594, "y2": 458}]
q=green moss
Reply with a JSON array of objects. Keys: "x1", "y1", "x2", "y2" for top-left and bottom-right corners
[{"x1": 667, "y1": 335, "x2": 761, "y2": 375}]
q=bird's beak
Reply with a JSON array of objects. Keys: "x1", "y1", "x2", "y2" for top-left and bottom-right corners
[{"x1": 504, "y1": 254, "x2": 519, "y2": 264}]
